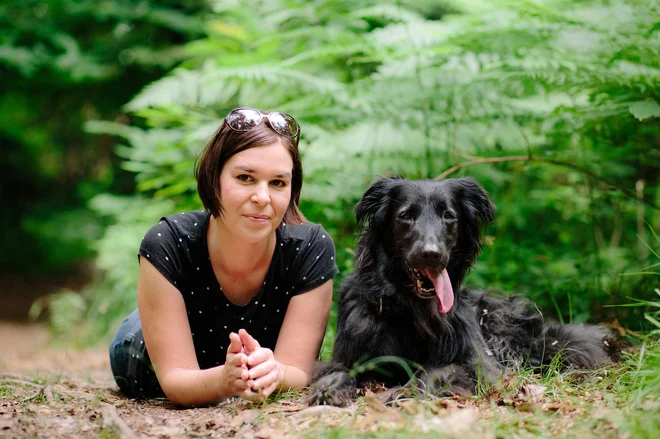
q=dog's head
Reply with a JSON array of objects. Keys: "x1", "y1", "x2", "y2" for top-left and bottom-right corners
[{"x1": 355, "y1": 176, "x2": 495, "y2": 313}]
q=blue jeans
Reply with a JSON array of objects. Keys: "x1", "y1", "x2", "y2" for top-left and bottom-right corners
[{"x1": 109, "y1": 309, "x2": 164, "y2": 399}]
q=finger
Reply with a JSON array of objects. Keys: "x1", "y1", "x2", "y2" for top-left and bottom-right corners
[
  {"x1": 233, "y1": 377, "x2": 249, "y2": 391},
  {"x1": 260, "y1": 380, "x2": 280, "y2": 398},
  {"x1": 228, "y1": 332, "x2": 244, "y2": 354},
  {"x1": 247, "y1": 348, "x2": 273, "y2": 367},
  {"x1": 248, "y1": 359, "x2": 276, "y2": 380},
  {"x1": 240, "y1": 388, "x2": 264, "y2": 402},
  {"x1": 238, "y1": 329, "x2": 261, "y2": 353},
  {"x1": 229, "y1": 352, "x2": 248, "y2": 367},
  {"x1": 250, "y1": 368, "x2": 279, "y2": 391}
]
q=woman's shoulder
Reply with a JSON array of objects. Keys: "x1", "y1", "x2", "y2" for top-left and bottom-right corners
[
  {"x1": 279, "y1": 221, "x2": 332, "y2": 242},
  {"x1": 278, "y1": 221, "x2": 338, "y2": 295},
  {"x1": 144, "y1": 210, "x2": 210, "y2": 239},
  {"x1": 140, "y1": 210, "x2": 210, "y2": 254},
  {"x1": 138, "y1": 210, "x2": 210, "y2": 282},
  {"x1": 278, "y1": 221, "x2": 336, "y2": 259}
]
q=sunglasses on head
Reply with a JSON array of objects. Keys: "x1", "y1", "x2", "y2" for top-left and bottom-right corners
[{"x1": 225, "y1": 107, "x2": 300, "y2": 140}]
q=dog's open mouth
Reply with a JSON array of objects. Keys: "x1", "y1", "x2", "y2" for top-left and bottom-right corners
[
  {"x1": 409, "y1": 267, "x2": 436, "y2": 299},
  {"x1": 406, "y1": 263, "x2": 455, "y2": 313}
]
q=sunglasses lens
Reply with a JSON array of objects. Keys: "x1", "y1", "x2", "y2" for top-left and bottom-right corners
[
  {"x1": 268, "y1": 112, "x2": 299, "y2": 137},
  {"x1": 226, "y1": 108, "x2": 262, "y2": 132}
]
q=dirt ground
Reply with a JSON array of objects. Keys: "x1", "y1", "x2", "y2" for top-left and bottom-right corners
[
  {"x1": 0, "y1": 321, "x2": 404, "y2": 439},
  {"x1": 0, "y1": 321, "x2": 642, "y2": 439}
]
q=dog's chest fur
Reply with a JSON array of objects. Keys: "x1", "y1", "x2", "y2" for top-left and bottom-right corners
[{"x1": 361, "y1": 283, "x2": 473, "y2": 366}]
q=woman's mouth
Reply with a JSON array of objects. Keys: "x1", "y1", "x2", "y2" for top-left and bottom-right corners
[{"x1": 244, "y1": 214, "x2": 270, "y2": 223}]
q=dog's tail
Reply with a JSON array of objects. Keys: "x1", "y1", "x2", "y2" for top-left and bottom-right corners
[{"x1": 529, "y1": 322, "x2": 621, "y2": 369}]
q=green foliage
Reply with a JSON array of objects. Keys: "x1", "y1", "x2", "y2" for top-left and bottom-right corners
[
  {"x1": 629, "y1": 101, "x2": 660, "y2": 121},
  {"x1": 0, "y1": 0, "x2": 212, "y2": 275},
  {"x1": 31, "y1": 0, "x2": 660, "y2": 341},
  {"x1": 80, "y1": 194, "x2": 176, "y2": 342}
]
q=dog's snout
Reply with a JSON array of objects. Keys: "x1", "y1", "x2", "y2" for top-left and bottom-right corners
[
  {"x1": 420, "y1": 244, "x2": 442, "y2": 264},
  {"x1": 408, "y1": 238, "x2": 449, "y2": 269}
]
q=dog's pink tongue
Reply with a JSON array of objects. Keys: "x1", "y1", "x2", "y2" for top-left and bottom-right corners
[{"x1": 423, "y1": 268, "x2": 454, "y2": 313}]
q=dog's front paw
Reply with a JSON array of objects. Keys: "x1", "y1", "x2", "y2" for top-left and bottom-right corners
[
  {"x1": 417, "y1": 365, "x2": 478, "y2": 398},
  {"x1": 306, "y1": 372, "x2": 357, "y2": 407},
  {"x1": 380, "y1": 385, "x2": 426, "y2": 403}
]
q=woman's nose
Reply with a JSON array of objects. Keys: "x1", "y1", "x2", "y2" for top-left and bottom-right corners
[{"x1": 251, "y1": 182, "x2": 271, "y2": 205}]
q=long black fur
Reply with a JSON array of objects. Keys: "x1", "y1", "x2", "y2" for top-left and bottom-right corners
[{"x1": 307, "y1": 176, "x2": 619, "y2": 406}]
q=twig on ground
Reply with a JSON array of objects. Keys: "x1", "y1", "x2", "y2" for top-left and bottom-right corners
[
  {"x1": 20, "y1": 385, "x2": 54, "y2": 404},
  {"x1": 43, "y1": 385, "x2": 54, "y2": 402},
  {"x1": 0, "y1": 385, "x2": 26, "y2": 394},
  {"x1": 101, "y1": 403, "x2": 138, "y2": 439},
  {"x1": 0, "y1": 379, "x2": 43, "y2": 388},
  {"x1": 289, "y1": 405, "x2": 350, "y2": 418},
  {"x1": 0, "y1": 373, "x2": 32, "y2": 381},
  {"x1": 61, "y1": 389, "x2": 100, "y2": 401}
]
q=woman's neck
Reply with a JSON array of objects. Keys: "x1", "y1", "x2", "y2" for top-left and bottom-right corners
[{"x1": 207, "y1": 214, "x2": 275, "y2": 277}]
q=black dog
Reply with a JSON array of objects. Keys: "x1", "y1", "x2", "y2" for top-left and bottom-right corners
[{"x1": 307, "y1": 176, "x2": 619, "y2": 406}]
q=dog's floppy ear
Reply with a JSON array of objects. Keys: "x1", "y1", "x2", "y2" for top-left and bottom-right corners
[
  {"x1": 355, "y1": 176, "x2": 401, "y2": 229},
  {"x1": 447, "y1": 177, "x2": 495, "y2": 262},
  {"x1": 451, "y1": 177, "x2": 495, "y2": 230}
]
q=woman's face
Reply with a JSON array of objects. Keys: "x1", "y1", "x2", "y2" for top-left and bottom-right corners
[{"x1": 218, "y1": 142, "x2": 293, "y2": 244}]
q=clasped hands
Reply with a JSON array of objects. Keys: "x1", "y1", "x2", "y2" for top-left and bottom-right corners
[{"x1": 222, "y1": 329, "x2": 284, "y2": 401}]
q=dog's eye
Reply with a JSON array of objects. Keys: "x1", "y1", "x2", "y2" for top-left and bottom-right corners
[
  {"x1": 443, "y1": 211, "x2": 456, "y2": 220},
  {"x1": 398, "y1": 211, "x2": 413, "y2": 221}
]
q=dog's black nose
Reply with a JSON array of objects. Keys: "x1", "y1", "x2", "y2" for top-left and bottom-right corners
[{"x1": 420, "y1": 244, "x2": 442, "y2": 264}]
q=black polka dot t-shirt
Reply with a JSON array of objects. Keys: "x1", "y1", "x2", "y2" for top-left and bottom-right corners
[{"x1": 138, "y1": 210, "x2": 339, "y2": 370}]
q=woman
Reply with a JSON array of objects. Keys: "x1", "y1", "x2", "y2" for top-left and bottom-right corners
[{"x1": 109, "y1": 108, "x2": 338, "y2": 406}]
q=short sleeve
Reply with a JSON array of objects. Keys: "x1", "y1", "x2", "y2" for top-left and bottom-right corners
[
  {"x1": 138, "y1": 219, "x2": 185, "y2": 289},
  {"x1": 291, "y1": 225, "x2": 339, "y2": 296}
]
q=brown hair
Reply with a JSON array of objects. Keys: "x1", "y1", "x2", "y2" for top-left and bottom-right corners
[{"x1": 195, "y1": 117, "x2": 306, "y2": 225}]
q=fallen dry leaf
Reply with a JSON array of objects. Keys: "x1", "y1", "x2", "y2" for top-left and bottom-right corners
[
  {"x1": 520, "y1": 384, "x2": 547, "y2": 400},
  {"x1": 354, "y1": 412, "x2": 403, "y2": 432},
  {"x1": 431, "y1": 398, "x2": 459, "y2": 413},
  {"x1": 394, "y1": 399, "x2": 420, "y2": 415},
  {"x1": 365, "y1": 389, "x2": 388, "y2": 413},
  {"x1": 261, "y1": 402, "x2": 304, "y2": 415},
  {"x1": 288, "y1": 405, "x2": 348, "y2": 419},
  {"x1": 514, "y1": 401, "x2": 535, "y2": 412},
  {"x1": 231, "y1": 409, "x2": 260, "y2": 427},
  {"x1": 254, "y1": 426, "x2": 277, "y2": 438},
  {"x1": 412, "y1": 408, "x2": 480, "y2": 435}
]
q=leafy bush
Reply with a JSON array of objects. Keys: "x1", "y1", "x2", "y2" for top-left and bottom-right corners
[{"x1": 41, "y1": 0, "x2": 660, "y2": 342}]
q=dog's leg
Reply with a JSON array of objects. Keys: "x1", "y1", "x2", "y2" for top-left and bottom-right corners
[
  {"x1": 475, "y1": 291, "x2": 545, "y2": 368},
  {"x1": 307, "y1": 290, "x2": 401, "y2": 406},
  {"x1": 383, "y1": 314, "x2": 503, "y2": 402},
  {"x1": 383, "y1": 363, "x2": 481, "y2": 402},
  {"x1": 305, "y1": 361, "x2": 357, "y2": 407}
]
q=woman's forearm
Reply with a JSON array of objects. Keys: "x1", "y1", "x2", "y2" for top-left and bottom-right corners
[
  {"x1": 159, "y1": 362, "x2": 312, "y2": 406},
  {"x1": 158, "y1": 366, "x2": 234, "y2": 407},
  {"x1": 278, "y1": 363, "x2": 311, "y2": 391}
]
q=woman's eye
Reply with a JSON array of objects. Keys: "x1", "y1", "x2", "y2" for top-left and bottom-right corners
[
  {"x1": 237, "y1": 174, "x2": 252, "y2": 182},
  {"x1": 270, "y1": 180, "x2": 286, "y2": 188},
  {"x1": 443, "y1": 211, "x2": 455, "y2": 220}
]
